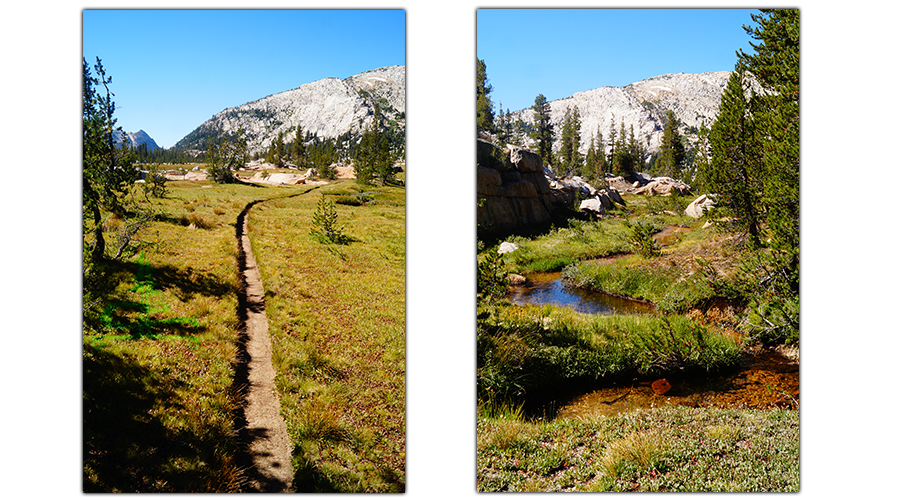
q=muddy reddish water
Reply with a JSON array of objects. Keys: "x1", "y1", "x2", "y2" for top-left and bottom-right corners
[{"x1": 544, "y1": 348, "x2": 799, "y2": 420}]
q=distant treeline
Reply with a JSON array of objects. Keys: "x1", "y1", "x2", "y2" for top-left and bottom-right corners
[{"x1": 132, "y1": 142, "x2": 202, "y2": 164}]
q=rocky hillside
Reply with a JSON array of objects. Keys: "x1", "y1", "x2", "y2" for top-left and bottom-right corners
[
  {"x1": 176, "y1": 65, "x2": 405, "y2": 155},
  {"x1": 113, "y1": 129, "x2": 161, "y2": 152},
  {"x1": 507, "y1": 71, "x2": 754, "y2": 156}
]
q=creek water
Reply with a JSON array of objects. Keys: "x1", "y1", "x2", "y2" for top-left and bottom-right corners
[
  {"x1": 506, "y1": 272, "x2": 655, "y2": 315},
  {"x1": 548, "y1": 348, "x2": 799, "y2": 419},
  {"x1": 505, "y1": 227, "x2": 799, "y2": 419}
]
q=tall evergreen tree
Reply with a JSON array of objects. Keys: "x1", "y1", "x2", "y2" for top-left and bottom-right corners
[
  {"x1": 584, "y1": 130, "x2": 599, "y2": 182},
  {"x1": 512, "y1": 117, "x2": 525, "y2": 145},
  {"x1": 292, "y1": 124, "x2": 307, "y2": 168},
  {"x1": 557, "y1": 105, "x2": 583, "y2": 177},
  {"x1": 658, "y1": 110, "x2": 686, "y2": 178},
  {"x1": 83, "y1": 57, "x2": 137, "y2": 262},
  {"x1": 693, "y1": 123, "x2": 712, "y2": 189},
  {"x1": 738, "y1": 8, "x2": 800, "y2": 256},
  {"x1": 607, "y1": 120, "x2": 617, "y2": 169},
  {"x1": 476, "y1": 59, "x2": 495, "y2": 134},
  {"x1": 206, "y1": 128, "x2": 248, "y2": 183},
  {"x1": 531, "y1": 94, "x2": 553, "y2": 167},
  {"x1": 355, "y1": 104, "x2": 395, "y2": 185},
  {"x1": 496, "y1": 103, "x2": 512, "y2": 146},
  {"x1": 274, "y1": 130, "x2": 286, "y2": 167},
  {"x1": 705, "y1": 66, "x2": 763, "y2": 245}
]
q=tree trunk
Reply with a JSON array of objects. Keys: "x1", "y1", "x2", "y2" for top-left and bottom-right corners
[{"x1": 91, "y1": 204, "x2": 105, "y2": 262}]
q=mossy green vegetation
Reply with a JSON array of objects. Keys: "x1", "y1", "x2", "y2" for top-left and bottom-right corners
[{"x1": 477, "y1": 302, "x2": 741, "y2": 402}]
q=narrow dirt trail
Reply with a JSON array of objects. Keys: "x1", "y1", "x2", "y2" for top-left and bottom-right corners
[{"x1": 233, "y1": 201, "x2": 293, "y2": 492}]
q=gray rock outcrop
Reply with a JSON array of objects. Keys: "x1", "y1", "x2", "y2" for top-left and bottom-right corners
[
  {"x1": 685, "y1": 194, "x2": 716, "y2": 218},
  {"x1": 506, "y1": 71, "x2": 763, "y2": 158},
  {"x1": 177, "y1": 66, "x2": 405, "y2": 155},
  {"x1": 477, "y1": 140, "x2": 555, "y2": 237}
]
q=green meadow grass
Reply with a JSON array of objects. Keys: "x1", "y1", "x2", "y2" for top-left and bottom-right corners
[
  {"x1": 247, "y1": 180, "x2": 405, "y2": 492},
  {"x1": 476, "y1": 192, "x2": 795, "y2": 493},
  {"x1": 83, "y1": 181, "x2": 289, "y2": 492},
  {"x1": 84, "y1": 180, "x2": 412, "y2": 491},
  {"x1": 477, "y1": 302, "x2": 741, "y2": 403}
]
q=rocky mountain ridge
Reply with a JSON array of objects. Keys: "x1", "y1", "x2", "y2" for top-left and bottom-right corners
[
  {"x1": 113, "y1": 129, "x2": 161, "y2": 152},
  {"x1": 507, "y1": 71, "x2": 755, "y2": 156},
  {"x1": 176, "y1": 65, "x2": 405, "y2": 155}
]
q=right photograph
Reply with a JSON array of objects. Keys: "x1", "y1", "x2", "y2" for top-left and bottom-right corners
[{"x1": 476, "y1": 8, "x2": 799, "y2": 492}]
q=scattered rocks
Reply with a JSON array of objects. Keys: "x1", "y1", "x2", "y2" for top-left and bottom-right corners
[
  {"x1": 651, "y1": 379, "x2": 672, "y2": 395},
  {"x1": 607, "y1": 174, "x2": 690, "y2": 197},
  {"x1": 685, "y1": 194, "x2": 716, "y2": 218},
  {"x1": 506, "y1": 274, "x2": 527, "y2": 285},
  {"x1": 498, "y1": 241, "x2": 519, "y2": 254},
  {"x1": 579, "y1": 197, "x2": 606, "y2": 217}
]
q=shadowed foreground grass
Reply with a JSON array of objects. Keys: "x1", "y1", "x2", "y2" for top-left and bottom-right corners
[{"x1": 83, "y1": 181, "x2": 299, "y2": 491}]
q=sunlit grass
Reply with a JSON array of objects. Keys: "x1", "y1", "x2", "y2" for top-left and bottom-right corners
[
  {"x1": 477, "y1": 405, "x2": 798, "y2": 492},
  {"x1": 248, "y1": 180, "x2": 405, "y2": 492},
  {"x1": 83, "y1": 181, "x2": 293, "y2": 492}
]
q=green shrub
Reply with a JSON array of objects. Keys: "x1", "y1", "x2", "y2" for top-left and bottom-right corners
[
  {"x1": 309, "y1": 194, "x2": 350, "y2": 245},
  {"x1": 623, "y1": 219, "x2": 661, "y2": 258}
]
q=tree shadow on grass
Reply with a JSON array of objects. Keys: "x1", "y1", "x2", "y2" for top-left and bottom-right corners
[
  {"x1": 84, "y1": 258, "x2": 234, "y2": 338},
  {"x1": 83, "y1": 343, "x2": 242, "y2": 492}
]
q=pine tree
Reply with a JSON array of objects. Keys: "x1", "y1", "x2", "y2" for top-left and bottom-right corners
[
  {"x1": 83, "y1": 57, "x2": 137, "y2": 262},
  {"x1": 693, "y1": 123, "x2": 712, "y2": 190},
  {"x1": 292, "y1": 124, "x2": 307, "y2": 168},
  {"x1": 496, "y1": 103, "x2": 511, "y2": 146},
  {"x1": 206, "y1": 128, "x2": 248, "y2": 183},
  {"x1": 274, "y1": 130, "x2": 286, "y2": 167},
  {"x1": 704, "y1": 66, "x2": 763, "y2": 246},
  {"x1": 739, "y1": 8, "x2": 800, "y2": 256},
  {"x1": 557, "y1": 105, "x2": 583, "y2": 177},
  {"x1": 607, "y1": 120, "x2": 617, "y2": 169},
  {"x1": 531, "y1": 93, "x2": 553, "y2": 167},
  {"x1": 512, "y1": 117, "x2": 525, "y2": 145},
  {"x1": 658, "y1": 110, "x2": 686, "y2": 178},
  {"x1": 355, "y1": 103, "x2": 395, "y2": 185},
  {"x1": 476, "y1": 59, "x2": 495, "y2": 134},
  {"x1": 584, "y1": 131, "x2": 598, "y2": 182}
]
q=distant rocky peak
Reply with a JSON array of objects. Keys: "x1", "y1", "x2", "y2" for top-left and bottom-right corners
[
  {"x1": 176, "y1": 65, "x2": 405, "y2": 155},
  {"x1": 506, "y1": 71, "x2": 744, "y2": 155}
]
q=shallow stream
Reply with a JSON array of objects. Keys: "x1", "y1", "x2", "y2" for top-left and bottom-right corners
[
  {"x1": 506, "y1": 272, "x2": 654, "y2": 315},
  {"x1": 505, "y1": 227, "x2": 799, "y2": 419}
]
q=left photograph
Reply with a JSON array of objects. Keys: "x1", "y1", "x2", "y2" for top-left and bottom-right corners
[{"x1": 82, "y1": 10, "x2": 406, "y2": 492}]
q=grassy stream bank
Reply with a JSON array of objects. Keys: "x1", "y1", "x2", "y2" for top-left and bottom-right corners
[{"x1": 476, "y1": 193, "x2": 799, "y2": 492}]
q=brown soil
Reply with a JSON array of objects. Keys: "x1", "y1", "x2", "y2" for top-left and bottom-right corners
[{"x1": 233, "y1": 201, "x2": 293, "y2": 492}]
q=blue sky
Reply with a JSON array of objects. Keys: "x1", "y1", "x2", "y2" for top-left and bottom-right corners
[
  {"x1": 477, "y1": 8, "x2": 758, "y2": 113},
  {"x1": 83, "y1": 9, "x2": 406, "y2": 148}
]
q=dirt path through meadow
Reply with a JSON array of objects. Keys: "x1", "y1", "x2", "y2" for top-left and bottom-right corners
[{"x1": 234, "y1": 201, "x2": 293, "y2": 492}]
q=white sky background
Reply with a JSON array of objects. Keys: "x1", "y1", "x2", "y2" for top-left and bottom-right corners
[{"x1": 3, "y1": 0, "x2": 898, "y2": 497}]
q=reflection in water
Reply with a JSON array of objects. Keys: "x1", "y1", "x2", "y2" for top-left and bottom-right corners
[{"x1": 506, "y1": 273, "x2": 654, "y2": 315}]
